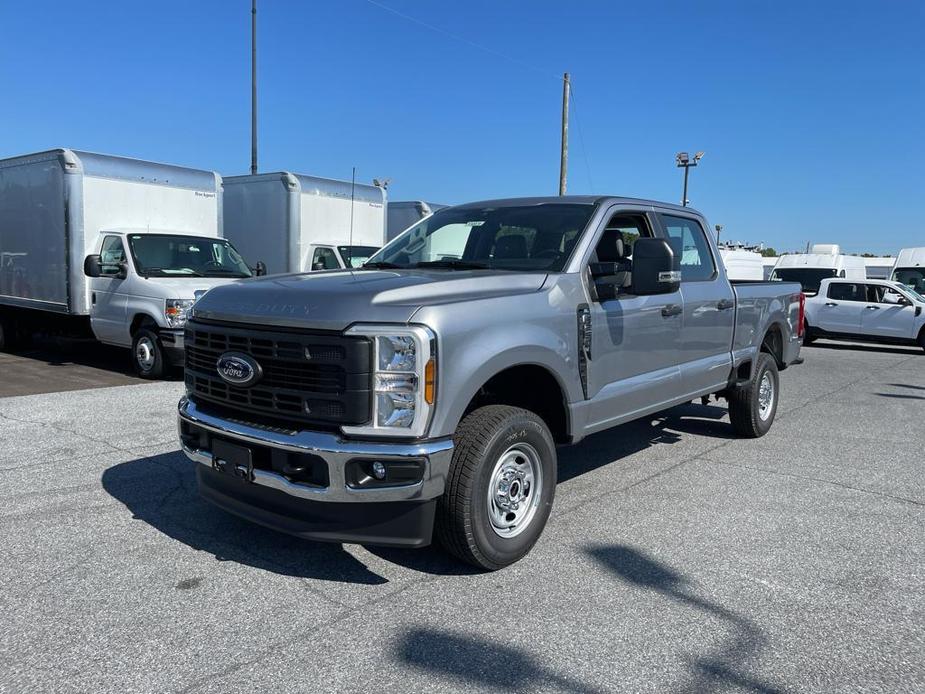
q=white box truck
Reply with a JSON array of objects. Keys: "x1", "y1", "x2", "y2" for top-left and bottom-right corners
[
  {"x1": 891, "y1": 247, "x2": 925, "y2": 294},
  {"x1": 387, "y1": 200, "x2": 447, "y2": 241},
  {"x1": 718, "y1": 244, "x2": 765, "y2": 281},
  {"x1": 223, "y1": 172, "x2": 386, "y2": 274},
  {"x1": 770, "y1": 244, "x2": 866, "y2": 295},
  {"x1": 0, "y1": 149, "x2": 262, "y2": 377}
]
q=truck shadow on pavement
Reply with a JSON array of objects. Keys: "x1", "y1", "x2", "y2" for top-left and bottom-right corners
[
  {"x1": 101, "y1": 452, "x2": 390, "y2": 585},
  {"x1": 558, "y1": 402, "x2": 734, "y2": 484},
  {"x1": 397, "y1": 627, "x2": 605, "y2": 694},
  {"x1": 805, "y1": 341, "x2": 923, "y2": 357},
  {"x1": 587, "y1": 544, "x2": 786, "y2": 694}
]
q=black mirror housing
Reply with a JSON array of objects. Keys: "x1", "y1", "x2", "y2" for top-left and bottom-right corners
[
  {"x1": 83, "y1": 254, "x2": 102, "y2": 278},
  {"x1": 254, "y1": 261, "x2": 267, "y2": 277},
  {"x1": 632, "y1": 238, "x2": 681, "y2": 295}
]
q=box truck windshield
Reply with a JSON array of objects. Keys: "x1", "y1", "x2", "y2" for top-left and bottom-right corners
[
  {"x1": 893, "y1": 267, "x2": 925, "y2": 294},
  {"x1": 127, "y1": 235, "x2": 252, "y2": 278},
  {"x1": 338, "y1": 245, "x2": 380, "y2": 268},
  {"x1": 771, "y1": 268, "x2": 836, "y2": 294}
]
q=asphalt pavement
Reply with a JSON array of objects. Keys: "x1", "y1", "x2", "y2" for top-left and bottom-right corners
[{"x1": 1, "y1": 339, "x2": 922, "y2": 693}]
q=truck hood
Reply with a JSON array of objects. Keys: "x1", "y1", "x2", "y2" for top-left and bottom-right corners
[
  {"x1": 190, "y1": 269, "x2": 549, "y2": 331},
  {"x1": 136, "y1": 276, "x2": 245, "y2": 301}
]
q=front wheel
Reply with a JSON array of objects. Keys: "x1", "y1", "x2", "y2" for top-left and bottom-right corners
[
  {"x1": 728, "y1": 352, "x2": 779, "y2": 438},
  {"x1": 436, "y1": 405, "x2": 557, "y2": 570},
  {"x1": 802, "y1": 321, "x2": 816, "y2": 345},
  {"x1": 918, "y1": 329, "x2": 925, "y2": 354},
  {"x1": 132, "y1": 328, "x2": 166, "y2": 379}
]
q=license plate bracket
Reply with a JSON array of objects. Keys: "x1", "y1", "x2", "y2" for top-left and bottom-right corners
[{"x1": 212, "y1": 438, "x2": 254, "y2": 482}]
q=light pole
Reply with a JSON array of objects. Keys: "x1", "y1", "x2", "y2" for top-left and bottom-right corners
[
  {"x1": 675, "y1": 151, "x2": 704, "y2": 206},
  {"x1": 250, "y1": 0, "x2": 258, "y2": 175}
]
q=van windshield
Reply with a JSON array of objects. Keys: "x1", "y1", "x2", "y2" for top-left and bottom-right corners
[
  {"x1": 364, "y1": 203, "x2": 596, "y2": 272},
  {"x1": 338, "y1": 245, "x2": 380, "y2": 268},
  {"x1": 771, "y1": 268, "x2": 836, "y2": 294},
  {"x1": 127, "y1": 234, "x2": 252, "y2": 278},
  {"x1": 892, "y1": 267, "x2": 925, "y2": 295}
]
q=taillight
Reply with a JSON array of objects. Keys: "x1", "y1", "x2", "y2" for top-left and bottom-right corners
[{"x1": 796, "y1": 292, "x2": 806, "y2": 337}]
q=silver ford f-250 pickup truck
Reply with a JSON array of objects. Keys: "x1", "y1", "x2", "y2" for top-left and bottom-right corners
[{"x1": 178, "y1": 196, "x2": 803, "y2": 569}]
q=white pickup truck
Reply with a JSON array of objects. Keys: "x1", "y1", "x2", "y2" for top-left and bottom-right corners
[{"x1": 804, "y1": 278, "x2": 925, "y2": 352}]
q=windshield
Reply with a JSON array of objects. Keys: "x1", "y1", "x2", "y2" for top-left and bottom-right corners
[
  {"x1": 365, "y1": 203, "x2": 596, "y2": 272},
  {"x1": 127, "y1": 235, "x2": 252, "y2": 278},
  {"x1": 338, "y1": 245, "x2": 380, "y2": 268},
  {"x1": 770, "y1": 267, "x2": 836, "y2": 294},
  {"x1": 892, "y1": 267, "x2": 925, "y2": 295}
]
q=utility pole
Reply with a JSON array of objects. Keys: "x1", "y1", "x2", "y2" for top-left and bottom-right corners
[
  {"x1": 559, "y1": 72, "x2": 570, "y2": 196},
  {"x1": 250, "y1": 0, "x2": 258, "y2": 175}
]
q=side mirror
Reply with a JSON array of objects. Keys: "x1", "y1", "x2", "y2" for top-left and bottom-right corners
[
  {"x1": 632, "y1": 238, "x2": 681, "y2": 295},
  {"x1": 115, "y1": 262, "x2": 127, "y2": 280},
  {"x1": 254, "y1": 261, "x2": 267, "y2": 277},
  {"x1": 83, "y1": 254, "x2": 102, "y2": 278}
]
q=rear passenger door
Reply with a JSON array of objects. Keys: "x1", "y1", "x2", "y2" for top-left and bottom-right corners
[
  {"x1": 817, "y1": 282, "x2": 864, "y2": 334},
  {"x1": 658, "y1": 213, "x2": 735, "y2": 397}
]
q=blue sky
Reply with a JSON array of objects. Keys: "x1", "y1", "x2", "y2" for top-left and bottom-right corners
[{"x1": 1, "y1": 0, "x2": 922, "y2": 253}]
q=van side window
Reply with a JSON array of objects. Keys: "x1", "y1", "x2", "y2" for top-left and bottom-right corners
[
  {"x1": 311, "y1": 247, "x2": 339, "y2": 270},
  {"x1": 99, "y1": 236, "x2": 126, "y2": 276},
  {"x1": 659, "y1": 215, "x2": 716, "y2": 282},
  {"x1": 827, "y1": 282, "x2": 863, "y2": 301}
]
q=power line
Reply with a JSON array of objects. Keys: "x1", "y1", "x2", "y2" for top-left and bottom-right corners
[{"x1": 569, "y1": 86, "x2": 594, "y2": 193}]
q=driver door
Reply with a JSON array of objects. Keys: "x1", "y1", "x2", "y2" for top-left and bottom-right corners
[
  {"x1": 90, "y1": 235, "x2": 129, "y2": 344},
  {"x1": 584, "y1": 210, "x2": 683, "y2": 430}
]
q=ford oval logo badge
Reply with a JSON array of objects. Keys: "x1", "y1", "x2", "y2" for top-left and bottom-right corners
[{"x1": 216, "y1": 352, "x2": 262, "y2": 387}]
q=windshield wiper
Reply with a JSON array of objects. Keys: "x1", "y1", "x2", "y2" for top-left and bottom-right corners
[
  {"x1": 360, "y1": 261, "x2": 404, "y2": 269},
  {"x1": 141, "y1": 267, "x2": 204, "y2": 278},
  {"x1": 414, "y1": 260, "x2": 490, "y2": 270}
]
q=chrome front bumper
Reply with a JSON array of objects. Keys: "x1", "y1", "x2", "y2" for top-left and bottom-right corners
[{"x1": 177, "y1": 397, "x2": 454, "y2": 504}]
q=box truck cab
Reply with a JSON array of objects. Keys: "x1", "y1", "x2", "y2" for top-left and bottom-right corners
[
  {"x1": 223, "y1": 172, "x2": 387, "y2": 275},
  {"x1": 0, "y1": 149, "x2": 261, "y2": 378},
  {"x1": 770, "y1": 244, "x2": 866, "y2": 295},
  {"x1": 891, "y1": 247, "x2": 925, "y2": 294}
]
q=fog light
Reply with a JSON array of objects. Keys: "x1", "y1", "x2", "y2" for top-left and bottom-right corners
[{"x1": 372, "y1": 461, "x2": 387, "y2": 480}]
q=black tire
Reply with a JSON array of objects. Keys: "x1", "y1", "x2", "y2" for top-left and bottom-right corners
[
  {"x1": 728, "y1": 352, "x2": 779, "y2": 438},
  {"x1": 0, "y1": 314, "x2": 19, "y2": 352},
  {"x1": 131, "y1": 327, "x2": 166, "y2": 379},
  {"x1": 802, "y1": 321, "x2": 816, "y2": 345},
  {"x1": 436, "y1": 405, "x2": 557, "y2": 570},
  {"x1": 918, "y1": 328, "x2": 925, "y2": 354}
]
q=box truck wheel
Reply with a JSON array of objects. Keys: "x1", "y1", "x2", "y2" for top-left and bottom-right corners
[
  {"x1": 132, "y1": 328, "x2": 166, "y2": 379},
  {"x1": 435, "y1": 405, "x2": 556, "y2": 570},
  {"x1": 728, "y1": 352, "x2": 779, "y2": 438}
]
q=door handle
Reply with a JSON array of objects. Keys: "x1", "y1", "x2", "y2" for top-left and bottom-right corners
[
  {"x1": 824, "y1": 302, "x2": 838, "y2": 307},
  {"x1": 716, "y1": 299, "x2": 734, "y2": 310},
  {"x1": 661, "y1": 304, "x2": 682, "y2": 318},
  {"x1": 865, "y1": 305, "x2": 880, "y2": 310}
]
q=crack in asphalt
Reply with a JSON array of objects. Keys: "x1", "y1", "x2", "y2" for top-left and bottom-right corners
[{"x1": 699, "y1": 457, "x2": 924, "y2": 508}]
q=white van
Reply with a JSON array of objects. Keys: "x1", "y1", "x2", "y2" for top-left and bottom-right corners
[
  {"x1": 770, "y1": 244, "x2": 866, "y2": 295},
  {"x1": 223, "y1": 172, "x2": 386, "y2": 275},
  {"x1": 719, "y1": 246, "x2": 765, "y2": 281},
  {"x1": 0, "y1": 149, "x2": 261, "y2": 377},
  {"x1": 891, "y1": 247, "x2": 925, "y2": 294}
]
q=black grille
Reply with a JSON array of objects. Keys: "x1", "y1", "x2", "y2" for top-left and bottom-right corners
[{"x1": 184, "y1": 321, "x2": 371, "y2": 427}]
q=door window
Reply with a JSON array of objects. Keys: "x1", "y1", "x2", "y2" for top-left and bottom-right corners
[
  {"x1": 311, "y1": 247, "x2": 340, "y2": 270},
  {"x1": 659, "y1": 215, "x2": 716, "y2": 282},
  {"x1": 99, "y1": 236, "x2": 126, "y2": 276},
  {"x1": 826, "y1": 282, "x2": 864, "y2": 301}
]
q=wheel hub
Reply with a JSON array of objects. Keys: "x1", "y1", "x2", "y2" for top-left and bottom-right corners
[
  {"x1": 136, "y1": 337, "x2": 155, "y2": 370},
  {"x1": 486, "y1": 443, "x2": 543, "y2": 538},
  {"x1": 758, "y1": 372, "x2": 774, "y2": 420}
]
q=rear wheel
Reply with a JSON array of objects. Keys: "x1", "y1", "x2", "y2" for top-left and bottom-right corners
[
  {"x1": 132, "y1": 328, "x2": 166, "y2": 379},
  {"x1": 436, "y1": 405, "x2": 557, "y2": 570},
  {"x1": 802, "y1": 320, "x2": 816, "y2": 345},
  {"x1": 728, "y1": 352, "x2": 779, "y2": 438}
]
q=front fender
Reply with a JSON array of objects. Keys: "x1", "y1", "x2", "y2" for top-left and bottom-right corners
[{"x1": 426, "y1": 322, "x2": 579, "y2": 439}]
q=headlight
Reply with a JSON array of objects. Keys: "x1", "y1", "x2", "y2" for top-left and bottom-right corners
[
  {"x1": 164, "y1": 299, "x2": 194, "y2": 328},
  {"x1": 342, "y1": 325, "x2": 436, "y2": 438}
]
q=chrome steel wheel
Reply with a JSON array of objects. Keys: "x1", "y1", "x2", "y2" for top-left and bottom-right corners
[
  {"x1": 135, "y1": 336, "x2": 156, "y2": 372},
  {"x1": 486, "y1": 442, "x2": 543, "y2": 538},
  {"x1": 757, "y1": 371, "x2": 775, "y2": 421}
]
